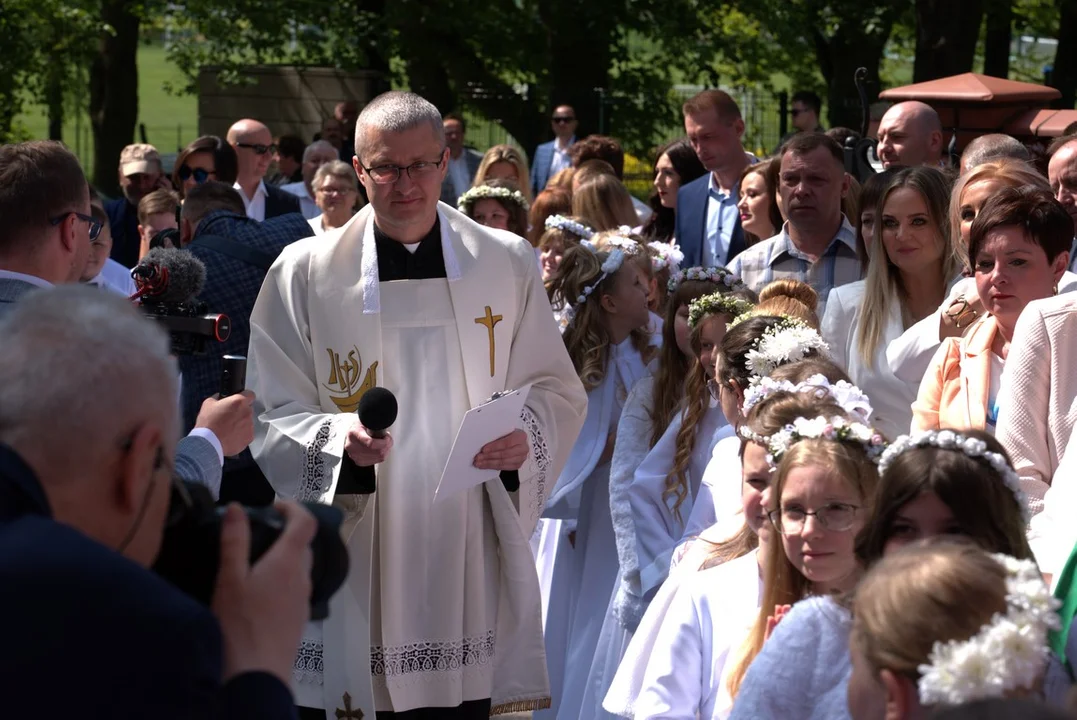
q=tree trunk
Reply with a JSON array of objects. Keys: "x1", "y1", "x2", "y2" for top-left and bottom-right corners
[
  {"x1": 982, "y1": 0, "x2": 1012, "y2": 78},
  {"x1": 1052, "y1": 0, "x2": 1077, "y2": 108},
  {"x1": 46, "y1": 67, "x2": 63, "y2": 142},
  {"x1": 813, "y1": 22, "x2": 894, "y2": 131},
  {"x1": 913, "y1": 0, "x2": 985, "y2": 82},
  {"x1": 539, "y1": 0, "x2": 612, "y2": 146},
  {"x1": 90, "y1": 0, "x2": 139, "y2": 196}
]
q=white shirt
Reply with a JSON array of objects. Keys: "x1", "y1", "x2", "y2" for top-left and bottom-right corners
[
  {"x1": 447, "y1": 153, "x2": 471, "y2": 202},
  {"x1": 234, "y1": 179, "x2": 269, "y2": 221},
  {"x1": 549, "y1": 136, "x2": 574, "y2": 177},
  {"x1": 702, "y1": 172, "x2": 739, "y2": 267},
  {"x1": 307, "y1": 215, "x2": 326, "y2": 236},
  {"x1": 91, "y1": 258, "x2": 137, "y2": 296},
  {"x1": 280, "y1": 181, "x2": 321, "y2": 220}
]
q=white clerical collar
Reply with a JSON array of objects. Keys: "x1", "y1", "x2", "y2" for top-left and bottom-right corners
[{"x1": 0, "y1": 269, "x2": 54, "y2": 289}]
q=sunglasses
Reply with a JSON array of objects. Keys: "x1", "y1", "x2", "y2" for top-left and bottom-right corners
[
  {"x1": 790, "y1": 109, "x2": 804, "y2": 117},
  {"x1": 177, "y1": 165, "x2": 215, "y2": 183},
  {"x1": 236, "y1": 142, "x2": 278, "y2": 155},
  {"x1": 552, "y1": 116, "x2": 576, "y2": 124}
]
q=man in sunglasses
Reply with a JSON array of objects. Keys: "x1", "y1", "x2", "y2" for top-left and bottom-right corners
[
  {"x1": 227, "y1": 119, "x2": 303, "y2": 222},
  {"x1": 530, "y1": 104, "x2": 578, "y2": 194},
  {"x1": 106, "y1": 143, "x2": 166, "y2": 268},
  {"x1": 0, "y1": 286, "x2": 314, "y2": 719}
]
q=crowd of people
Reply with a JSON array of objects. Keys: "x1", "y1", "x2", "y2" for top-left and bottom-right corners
[{"x1": 3, "y1": 82, "x2": 1077, "y2": 720}]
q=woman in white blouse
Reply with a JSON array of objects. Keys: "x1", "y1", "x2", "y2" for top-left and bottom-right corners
[
  {"x1": 308, "y1": 160, "x2": 361, "y2": 235},
  {"x1": 822, "y1": 166, "x2": 959, "y2": 438}
]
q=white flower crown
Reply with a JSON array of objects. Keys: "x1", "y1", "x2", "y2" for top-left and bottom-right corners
[
  {"x1": 742, "y1": 415, "x2": 886, "y2": 467},
  {"x1": 917, "y1": 554, "x2": 1060, "y2": 707},
  {"x1": 544, "y1": 214, "x2": 594, "y2": 240},
  {"x1": 741, "y1": 374, "x2": 874, "y2": 422},
  {"x1": 667, "y1": 266, "x2": 742, "y2": 293},
  {"x1": 879, "y1": 430, "x2": 1030, "y2": 523},
  {"x1": 744, "y1": 322, "x2": 830, "y2": 379},
  {"x1": 457, "y1": 185, "x2": 530, "y2": 212},
  {"x1": 688, "y1": 291, "x2": 755, "y2": 329},
  {"x1": 603, "y1": 235, "x2": 646, "y2": 255},
  {"x1": 562, "y1": 246, "x2": 627, "y2": 327},
  {"x1": 648, "y1": 241, "x2": 685, "y2": 273}
]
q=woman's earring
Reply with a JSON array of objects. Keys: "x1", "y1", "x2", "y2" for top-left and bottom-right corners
[{"x1": 1054, "y1": 284, "x2": 1059, "y2": 295}]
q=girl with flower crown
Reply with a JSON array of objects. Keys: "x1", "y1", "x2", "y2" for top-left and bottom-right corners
[
  {"x1": 592, "y1": 231, "x2": 665, "y2": 333},
  {"x1": 457, "y1": 178, "x2": 530, "y2": 237},
  {"x1": 580, "y1": 276, "x2": 756, "y2": 719},
  {"x1": 729, "y1": 429, "x2": 1071, "y2": 720},
  {"x1": 537, "y1": 232, "x2": 657, "y2": 720},
  {"x1": 631, "y1": 390, "x2": 866, "y2": 720},
  {"x1": 847, "y1": 542, "x2": 1061, "y2": 720}
]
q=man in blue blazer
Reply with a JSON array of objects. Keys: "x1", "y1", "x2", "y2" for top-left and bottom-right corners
[
  {"x1": 530, "y1": 105, "x2": 578, "y2": 195},
  {"x1": 0, "y1": 286, "x2": 314, "y2": 720},
  {"x1": 675, "y1": 91, "x2": 755, "y2": 268}
]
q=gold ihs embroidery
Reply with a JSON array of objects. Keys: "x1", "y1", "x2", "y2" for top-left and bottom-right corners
[{"x1": 323, "y1": 345, "x2": 378, "y2": 412}]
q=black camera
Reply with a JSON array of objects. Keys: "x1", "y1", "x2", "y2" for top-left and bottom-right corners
[
  {"x1": 138, "y1": 298, "x2": 231, "y2": 356},
  {"x1": 153, "y1": 481, "x2": 350, "y2": 621}
]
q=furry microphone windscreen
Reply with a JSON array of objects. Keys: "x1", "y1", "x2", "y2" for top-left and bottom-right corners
[{"x1": 141, "y1": 247, "x2": 207, "y2": 303}]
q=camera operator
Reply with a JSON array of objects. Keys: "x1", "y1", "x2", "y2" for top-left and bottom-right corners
[
  {"x1": 0, "y1": 286, "x2": 312, "y2": 718},
  {"x1": 179, "y1": 181, "x2": 313, "y2": 505},
  {"x1": 0, "y1": 140, "x2": 252, "y2": 497}
]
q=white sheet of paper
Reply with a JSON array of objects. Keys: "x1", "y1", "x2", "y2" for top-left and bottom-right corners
[{"x1": 434, "y1": 384, "x2": 533, "y2": 503}]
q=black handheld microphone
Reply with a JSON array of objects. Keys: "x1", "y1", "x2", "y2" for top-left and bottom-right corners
[
  {"x1": 338, "y1": 387, "x2": 398, "y2": 494},
  {"x1": 219, "y1": 355, "x2": 247, "y2": 398}
]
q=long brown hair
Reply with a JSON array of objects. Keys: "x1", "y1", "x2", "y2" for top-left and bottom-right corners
[
  {"x1": 573, "y1": 174, "x2": 639, "y2": 231},
  {"x1": 527, "y1": 188, "x2": 572, "y2": 248},
  {"x1": 547, "y1": 245, "x2": 655, "y2": 390},
  {"x1": 739, "y1": 158, "x2": 783, "y2": 247}
]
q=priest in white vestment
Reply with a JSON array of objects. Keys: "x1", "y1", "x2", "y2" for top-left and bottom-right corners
[{"x1": 247, "y1": 91, "x2": 587, "y2": 720}]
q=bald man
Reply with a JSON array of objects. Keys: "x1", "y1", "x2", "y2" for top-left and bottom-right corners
[
  {"x1": 227, "y1": 119, "x2": 301, "y2": 221},
  {"x1": 960, "y1": 133, "x2": 1031, "y2": 175},
  {"x1": 876, "y1": 101, "x2": 944, "y2": 169}
]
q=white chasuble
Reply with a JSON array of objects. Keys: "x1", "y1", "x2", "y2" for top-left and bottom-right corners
[{"x1": 247, "y1": 203, "x2": 587, "y2": 717}]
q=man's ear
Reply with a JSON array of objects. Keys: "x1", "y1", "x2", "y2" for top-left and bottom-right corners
[
  {"x1": 115, "y1": 423, "x2": 161, "y2": 516},
  {"x1": 179, "y1": 218, "x2": 194, "y2": 248}
]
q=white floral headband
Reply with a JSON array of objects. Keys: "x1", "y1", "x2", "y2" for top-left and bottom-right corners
[
  {"x1": 544, "y1": 214, "x2": 594, "y2": 240},
  {"x1": 742, "y1": 415, "x2": 886, "y2": 468},
  {"x1": 742, "y1": 374, "x2": 873, "y2": 422},
  {"x1": 667, "y1": 266, "x2": 741, "y2": 293},
  {"x1": 458, "y1": 185, "x2": 530, "y2": 213},
  {"x1": 603, "y1": 235, "x2": 646, "y2": 256},
  {"x1": 879, "y1": 430, "x2": 1029, "y2": 523},
  {"x1": 745, "y1": 322, "x2": 830, "y2": 379},
  {"x1": 648, "y1": 242, "x2": 684, "y2": 273},
  {"x1": 562, "y1": 246, "x2": 627, "y2": 327},
  {"x1": 688, "y1": 291, "x2": 755, "y2": 329},
  {"x1": 918, "y1": 553, "x2": 1059, "y2": 706}
]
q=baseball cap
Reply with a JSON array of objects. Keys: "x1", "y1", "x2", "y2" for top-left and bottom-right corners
[{"x1": 119, "y1": 144, "x2": 162, "y2": 177}]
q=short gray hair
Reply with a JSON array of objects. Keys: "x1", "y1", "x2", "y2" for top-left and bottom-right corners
[
  {"x1": 312, "y1": 160, "x2": 358, "y2": 193},
  {"x1": 354, "y1": 91, "x2": 444, "y2": 161},
  {"x1": 0, "y1": 287, "x2": 178, "y2": 474},
  {"x1": 303, "y1": 140, "x2": 338, "y2": 163},
  {"x1": 961, "y1": 134, "x2": 1030, "y2": 172}
]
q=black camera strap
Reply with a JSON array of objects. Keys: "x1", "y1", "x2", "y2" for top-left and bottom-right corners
[{"x1": 190, "y1": 234, "x2": 276, "y2": 272}]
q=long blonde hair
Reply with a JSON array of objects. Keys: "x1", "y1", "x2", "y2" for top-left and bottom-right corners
[
  {"x1": 573, "y1": 174, "x2": 639, "y2": 231},
  {"x1": 856, "y1": 167, "x2": 958, "y2": 367},
  {"x1": 473, "y1": 144, "x2": 533, "y2": 204},
  {"x1": 547, "y1": 245, "x2": 655, "y2": 390},
  {"x1": 727, "y1": 410, "x2": 881, "y2": 699},
  {"x1": 851, "y1": 541, "x2": 1010, "y2": 690}
]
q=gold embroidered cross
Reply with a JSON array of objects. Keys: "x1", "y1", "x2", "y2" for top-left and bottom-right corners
[
  {"x1": 474, "y1": 305, "x2": 503, "y2": 377},
  {"x1": 335, "y1": 692, "x2": 364, "y2": 719}
]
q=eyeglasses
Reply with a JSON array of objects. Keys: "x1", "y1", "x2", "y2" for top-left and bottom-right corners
[
  {"x1": 706, "y1": 379, "x2": 721, "y2": 400},
  {"x1": 768, "y1": 503, "x2": 860, "y2": 535},
  {"x1": 360, "y1": 156, "x2": 445, "y2": 185},
  {"x1": 552, "y1": 116, "x2": 576, "y2": 124},
  {"x1": 235, "y1": 142, "x2": 278, "y2": 156},
  {"x1": 50, "y1": 211, "x2": 103, "y2": 241},
  {"x1": 317, "y1": 186, "x2": 356, "y2": 196},
  {"x1": 790, "y1": 109, "x2": 804, "y2": 117},
  {"x1": 178, "y1": 165, "x2": 215, "y2": 184}
]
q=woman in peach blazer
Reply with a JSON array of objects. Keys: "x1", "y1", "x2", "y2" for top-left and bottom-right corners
[{"x1": 914, "y1": 187, "x2": 1070, "y2": 499}]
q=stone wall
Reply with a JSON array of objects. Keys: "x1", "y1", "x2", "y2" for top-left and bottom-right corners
[{"x1": 198, "y1": 66, "x2": 386, "y2": 141}]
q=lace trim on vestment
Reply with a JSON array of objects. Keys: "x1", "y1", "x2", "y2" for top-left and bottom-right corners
[
  {"x1": 371, "y1": 630, "x2": 496, "y2": 677},
  {"x1": 520, "y1": 406, "x2": 551, "y2": 518},
  {"x1": 297, "y1": 420, "x2": 334, "y2": 501}
]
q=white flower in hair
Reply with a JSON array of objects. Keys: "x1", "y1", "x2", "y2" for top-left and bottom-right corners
[
  {"x1": 563, "y1": 248, "x2": 627, "y2": 325},
  {"x1": 667, "y1": 266, "x2": 741, "y2": 292},
  {"x1": 604, "y1": 235, "x2": 645, "y2": 255},
  {"x1": 688, "y1": 291, "x2": 755, "y2": 329},
  {"x1": 917, "y1": 554, "x2": 1060, "y2": 707},
  {"x1": 457, "y1": 185, "x2": 530, "y2": 212},
  {"x1": 752, "y1": 414, "x2": 887, "y2": 467},
  {"x1": 648, "y1": 241, "x2": 685, "y2": 273},
  {"x1": 744, "y1": 323, "x2": 830, "y2": 378},
  {"x1": 741, "y1": 374, "x2": 874, "y2": 421},
  {"x1": 544, "y1": 214, "x2": 594, "y2": 240},
  {"x1": 879, "y1": 431, "x2": 1029, "y2": 523}
]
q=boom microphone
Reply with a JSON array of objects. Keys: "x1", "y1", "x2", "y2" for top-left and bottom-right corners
[
  {"x1": 338, "y1": 387, "x2": 398, "y2": 495},
  {"x1": 131, "y1": 247, "x2": 207, "y2": 303}
]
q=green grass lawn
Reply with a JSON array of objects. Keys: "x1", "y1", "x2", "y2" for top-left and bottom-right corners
[{"x1": 16, "y1": 42, "x2": 199, "y2": 178}]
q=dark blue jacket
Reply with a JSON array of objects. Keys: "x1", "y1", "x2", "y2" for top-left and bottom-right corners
[
  {"x1": 0, "y1": 443, "x2": 296, "y2": 719},
  {"x1": 106, "y1": 197, "x2": 141, "y2": 269},
  {"x1": 673, "y1": 173, "x2": 746, "y2": 268}
]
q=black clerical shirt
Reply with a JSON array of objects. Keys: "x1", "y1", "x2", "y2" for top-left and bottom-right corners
[{"x1": 374, "y1": 217, "x2": 446, "y2": 280}]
